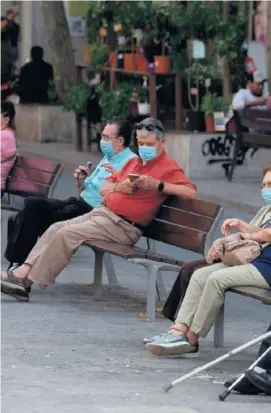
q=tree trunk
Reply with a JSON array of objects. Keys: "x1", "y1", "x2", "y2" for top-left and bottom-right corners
[
  {"x1": 41, "y1": 1, "x2": 77, "y2": 103},
  {"x1": 220, "y1": 1, "x2": 232, "y2": 101},
  {"x1": 267, "y1": 1, "x2": 271, "y2": 93}
]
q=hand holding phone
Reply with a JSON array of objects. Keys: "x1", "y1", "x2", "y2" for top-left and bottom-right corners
[{"x1": 128, "y1": 173, "x2": 140, "y2": 182}]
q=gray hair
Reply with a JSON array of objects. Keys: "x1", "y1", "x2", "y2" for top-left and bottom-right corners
[{"x1": 135, "y1": 117, "x2": 165, "y2": 140}]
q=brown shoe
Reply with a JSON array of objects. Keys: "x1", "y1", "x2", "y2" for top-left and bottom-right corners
[{"x1": 1, "y1": 270, "x2": 29, "y2": 301}]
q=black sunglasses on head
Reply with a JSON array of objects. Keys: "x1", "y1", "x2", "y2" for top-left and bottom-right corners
[{"x1": 135, "y1": 123, "x2": 164, "y2": 133}]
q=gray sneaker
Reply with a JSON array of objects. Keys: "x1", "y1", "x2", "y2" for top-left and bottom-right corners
[
  {"x1": 143, "y1": 331, "x2": 169, "y2": 344},
  {"x1": 145, "y1": 332, "x2": 199, "y2": 358}
]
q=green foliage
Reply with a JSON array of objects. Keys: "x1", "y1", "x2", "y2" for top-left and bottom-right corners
[
  {"x1": 85, "y1": 1, "x2": 248, "y2": 91},
  {"x1": 86, "y1": 1, "x2": 108, "y2": 43},
  {"x1": 137, "y1": 87, "x2": 148, "y2": 103},
  {"x1": 167, "y1": 1, "x2": 219, "y2": 42},
  {"x1": 64, "y1": 84, "x2": 93, "y2": 116},
  {"x1": 185, "y1": 61, "x2": 221, "y2": 84},
  {"x1": 88, "y1": 43, "x2": 109, "y2": 72},
  {"x1": 113, "y1": 1, "x2": 152, "y2": 35},
  {"x1": 217, "y1": 16, "x2": 248, "y2": 86},
  {"x1": 201, "y1": 94, "x2": 230, "y2": 115},
  {"x1": 95, "y1": 81, "x2": 137, "y2": 120}
]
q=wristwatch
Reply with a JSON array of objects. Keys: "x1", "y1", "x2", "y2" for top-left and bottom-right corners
[{"x1": 157, "y1": 181, "x2": 165, "y2": 193}]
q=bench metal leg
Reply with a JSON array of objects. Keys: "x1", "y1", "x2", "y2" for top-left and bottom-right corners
[
  {"x1": 93, "y1": 250, "x2": 104, "y2": 298},
  {"x1": 214, "y1": 304, "x2": 224, "y2": 347},
  {"x1": 104, "y1": 254, "x2": 118, "y2": 285},
  {"x1": 156, "y1": 269, "x2": 167, "y2": 302},
  {"x1": 129, "y1": 259, "x2": 181, "y2": 321},
  {"x1": 146, "y1": 265, "x2": 159, "y2": 321}
]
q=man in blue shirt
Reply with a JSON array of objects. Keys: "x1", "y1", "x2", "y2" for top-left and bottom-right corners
[{"x1": 5, "y1": 119, "x2": 136, "y2": 269}]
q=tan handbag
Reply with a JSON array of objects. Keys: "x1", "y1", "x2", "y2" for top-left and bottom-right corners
[{"x1": 217, "y1": 239, "x2": 262, "y2": 266}]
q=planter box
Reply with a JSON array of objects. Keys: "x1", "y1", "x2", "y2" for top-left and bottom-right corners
[{"x1": 15, "y1": 104, "x2": 76, "y2": 143}]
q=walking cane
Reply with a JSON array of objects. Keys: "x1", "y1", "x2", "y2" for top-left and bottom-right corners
[
  {"x1": 219, "y1": 345, "x2": 271, "y2": 401},
  {"x1": 163, "y1": 331, "x2": 271, "y2": 394}
]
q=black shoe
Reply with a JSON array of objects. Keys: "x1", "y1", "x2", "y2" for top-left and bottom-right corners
[
  {"x1": 246, "y1": 368, "x2": 271, "y2": 396},
  {"x1": 224, "y1": 376, "x2": 262, "y2": 395}
]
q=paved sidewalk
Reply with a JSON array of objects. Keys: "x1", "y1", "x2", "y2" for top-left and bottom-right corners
[
  {"x1": 1, "y1": 158, "x2": 269, "y2": 413},
  {"x1": 18, "y1": 141, "x2": 263, "y2": 214}
]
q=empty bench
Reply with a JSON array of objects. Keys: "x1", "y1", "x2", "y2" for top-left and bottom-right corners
[
  {"x1": 1, "y1": 155, "x2": 62, "y2": 212},
  {"x1": 228, "y1": 109, "x2": 271, "y2": 181}
]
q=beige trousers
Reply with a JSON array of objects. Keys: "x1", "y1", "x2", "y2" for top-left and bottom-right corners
[
  {"x1": 25, "y1": 205, "x2": 142, "y2": 285},
  {"x1": 175, "y1": 262, "x2": 270, "y2": 337}
]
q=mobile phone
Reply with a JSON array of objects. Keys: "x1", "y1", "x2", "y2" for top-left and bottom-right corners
[
  {"x1": 128, "y1": 173, "x2": 140, "y2": 182},
  {"x1": 87, "y1": 161, "x2": 92, "y2": 174}
]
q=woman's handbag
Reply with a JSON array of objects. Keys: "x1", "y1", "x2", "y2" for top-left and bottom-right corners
[{"x1": 206, "y1": 234, "x2": 262, "y2": 266}]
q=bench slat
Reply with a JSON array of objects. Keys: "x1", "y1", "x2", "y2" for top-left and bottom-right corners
[
  {"x1": 144, "y1": 221, "x2": 206, "y2": 254},
  {"x1": 14, "y1": 156, "x2": 60, "y2": 173},
  {"x1": 242, "y1": 133, "x2": 271, "y2": 148},
  {"x1": 156, "y1": 206, "x2": 213, "y2": 232},
  {"x1": 229, "y1": 286, "x2": 271, "y2": 305},
  {"x1": 7, "y1": 166, "x2": 55, "y2": 185},
  {"x1": 5, "y1": 178, "x2": 49, "y2": 197},
  {"x1": 164, "y1": 196, "x2": 221, "y2": 218}
]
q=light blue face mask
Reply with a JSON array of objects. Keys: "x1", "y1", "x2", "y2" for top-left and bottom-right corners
[
  {"x1": 138, "y1": 145, "x2": 157, "y2": 161},
  {"x1": 100, "y1": 139, "x2": 114, "y2": 157},
  {"x1": 262, "y1": 188, "x2": 271, "y2": 204}
]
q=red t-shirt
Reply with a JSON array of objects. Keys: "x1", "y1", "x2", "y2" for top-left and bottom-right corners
[{"x1": 103, "y1": 151, "x2": 196, "y2": 226}]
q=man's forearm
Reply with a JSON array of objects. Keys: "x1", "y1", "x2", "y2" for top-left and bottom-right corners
[{"x1": 161, "y1": 182, "x2": 196, "y2": 198}]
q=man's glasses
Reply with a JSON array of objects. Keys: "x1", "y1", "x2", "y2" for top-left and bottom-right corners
[
  {"x1": 135, "y1": 123, "x2": 164, "y2": 133},
  {"x1": 101, "y1": 134, "x2": 118, "y2": 141}
]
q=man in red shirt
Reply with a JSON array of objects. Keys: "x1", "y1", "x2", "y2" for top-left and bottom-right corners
[{"x1": 1, "y1": 118, "x2": 196, "y2": 301}]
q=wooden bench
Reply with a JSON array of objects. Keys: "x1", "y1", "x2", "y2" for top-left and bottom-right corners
[
  {"x1": 1, "y1": 155, "x2": 62, "y2": 212},
  {"x1": 83, "y1": 197, "x2": 223, "y2": 321},
  {"x1": 82, "y1": 195, "x2": 271, "y2": 347},
  {"x1": 215, "y1": 286, "x2": 271, "y2": 347},
  {"x1": 228, "y1": 109, "x2": 271, "y2": 181}
]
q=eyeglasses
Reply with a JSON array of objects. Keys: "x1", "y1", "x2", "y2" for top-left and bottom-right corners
[
  {"x1": 101, "y1": 134, "x2": 118, "y2": 141},
  {"x1": 135, "y1": 123, "x2": 164, "y2": 133}
]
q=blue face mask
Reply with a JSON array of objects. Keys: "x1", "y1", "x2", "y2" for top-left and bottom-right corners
[
  {"x1": 100, "y1": 140, "x2": 114, "y2": 157},
  {"x1": 138, "y1": 146, "x2": 157, "y2": 161},
  {"x1": 262, "y1": 188, "x2": 271, "y2": 204}
]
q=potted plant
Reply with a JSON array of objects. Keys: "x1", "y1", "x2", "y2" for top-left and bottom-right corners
[
  {"x1": 64, "y1": 84, "x2": 95, "y2": 117},
  {"x1": 137, "y1": 85, "x2": 150, "y2": 116},
  {"x1": 185, "y1": 62, "x2": 205, "y2": 132},
  {"x1": 213, "y1": 97, "x2": 231, "y2": 132},
  {"x1": 201, "y1": 93, "x2": 216, "y2": 133},
  {"x1": 95, "y1": 81, "x2": 136, "y2": 120},
  {"x1": 87, "y1": 43, "x2": 109, "y2": 72}
]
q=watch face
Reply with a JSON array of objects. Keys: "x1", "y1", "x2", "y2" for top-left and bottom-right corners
[{"x1": 158, "y1": 181, "x2": 164, "y2": 192}]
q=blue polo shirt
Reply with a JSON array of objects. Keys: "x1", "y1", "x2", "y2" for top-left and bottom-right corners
[
  {"x1": 251, "y1": 220, "x2": 271, "y2": 287},
  {"x1": 81, "y1": 148, "x2": 136, "y2": 208}
]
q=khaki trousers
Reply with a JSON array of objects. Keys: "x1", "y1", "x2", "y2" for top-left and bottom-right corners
[
  {"x1": 25, "y1": 206, "x2": 142, "y2": 285},
  {"x1": 175, "y1": 262, "x2": 270, "y2": 337}
]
